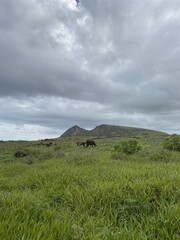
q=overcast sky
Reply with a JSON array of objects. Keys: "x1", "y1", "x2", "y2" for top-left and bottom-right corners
[{"x1": 0, "y1": 0, "x2": 180, "y2": 140}]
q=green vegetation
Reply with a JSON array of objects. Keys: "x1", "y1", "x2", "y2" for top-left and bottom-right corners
[
  {"x1": 163, "y1": 134, "x2": 180, "y2": 152},
  {"x1": 114, "y1": 139, "x2": 142, "y2": 155},
  {"x1": 0, "y1": 136, "x2": 179, "y2": 240}
]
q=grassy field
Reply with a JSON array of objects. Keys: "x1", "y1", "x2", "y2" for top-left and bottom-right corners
[{"x1": 0, "y1": 136, "x2": 179, "y2": 240}]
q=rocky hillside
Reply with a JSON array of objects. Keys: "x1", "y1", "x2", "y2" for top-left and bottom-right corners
[
  {"x1": 60, "y1": 125, "x2": 88, "y2": 137},
  {"x1": 60, "y1": 124, "x2": 168, "y2": 138}
]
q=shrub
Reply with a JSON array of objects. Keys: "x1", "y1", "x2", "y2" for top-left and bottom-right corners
[
  {"x1": 114, "y1": 139, "x2": 141, "y2": 155},
  {"x1": 162, "y1": 134, "x2": 180, "y2": 152},
  {"x1": 14, "y1": 150, "x2": 28, "y2": 158}
]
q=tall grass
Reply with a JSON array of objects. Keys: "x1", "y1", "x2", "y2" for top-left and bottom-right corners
[{"x1": 0, "y1": 138, "x2": 179, "y2": 239}]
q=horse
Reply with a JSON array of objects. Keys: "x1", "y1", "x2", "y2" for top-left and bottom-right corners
[
  {"x1": 76, "y1": 141, "x2": 86, "y2": 147},
  {"x1": 86, "y1": 140, "x2": 96, "y2": 147}
]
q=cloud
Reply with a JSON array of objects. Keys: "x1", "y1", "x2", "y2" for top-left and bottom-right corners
[{"x1": 0, "y1": 0, "x2": 180, "y2": 139}]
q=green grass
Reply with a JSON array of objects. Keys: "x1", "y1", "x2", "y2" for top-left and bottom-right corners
[{"x1": 0, "y1": 137, "x2": 179, "y2": 239}]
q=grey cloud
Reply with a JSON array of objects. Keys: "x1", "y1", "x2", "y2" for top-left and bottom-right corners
[{"x1": 0, "y1": 0, "x2": 180, "y2": 139}]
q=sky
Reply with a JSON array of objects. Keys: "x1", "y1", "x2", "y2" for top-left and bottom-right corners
[{"x1": 0, "y1": 0, "x2": 180, "y2": 140}]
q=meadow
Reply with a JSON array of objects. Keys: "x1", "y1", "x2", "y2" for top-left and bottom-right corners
[{"x1": 0, "y1": 136, "x2": 179, "y2": 240}]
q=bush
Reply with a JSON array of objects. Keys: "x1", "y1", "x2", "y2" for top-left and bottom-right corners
[
  {"x1": 162, "y1": 134, "x2": 180, "y2": 152},
  {"x1": 14, "y1": 150, "x2": 28, "y2": 158},
  {"x1": 114, "y1": 139, "x2": 141, "y2": 155}
]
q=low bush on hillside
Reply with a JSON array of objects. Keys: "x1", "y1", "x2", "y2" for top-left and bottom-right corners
[
  {"x1": 162, "y1": 134, "x2": 180, "y2": 152},
  {"x1": 114, "y1": 139, "x2": 142, "y2": 155},
  {"x1": 14, "y1": 146, "x2": 64, "y2": 164}
]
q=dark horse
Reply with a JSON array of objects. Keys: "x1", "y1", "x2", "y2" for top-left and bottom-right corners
[
  {"x1": 86, "y1": 140, "x2": 96, "y2": 147},
  {"x1": 76, "y1": 141, "x2": 86, "y2": 147}
]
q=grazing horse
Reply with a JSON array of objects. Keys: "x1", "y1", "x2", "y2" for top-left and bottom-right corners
[
  {"x1": 76, "y1": 141, "x2": 86, "y2": 147},
  {"x1": 86, "y1": 140, "x2": 96, "y2": 147}
]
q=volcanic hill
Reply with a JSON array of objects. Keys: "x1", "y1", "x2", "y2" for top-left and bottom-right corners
[{"x1": 60, "y1": 124, "x2": 168, "y2": 138}]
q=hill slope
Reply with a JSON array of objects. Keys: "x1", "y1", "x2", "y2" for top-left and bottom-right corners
[{"x1": 60, "y1": 124, "x2": 168, "y2": 138}]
